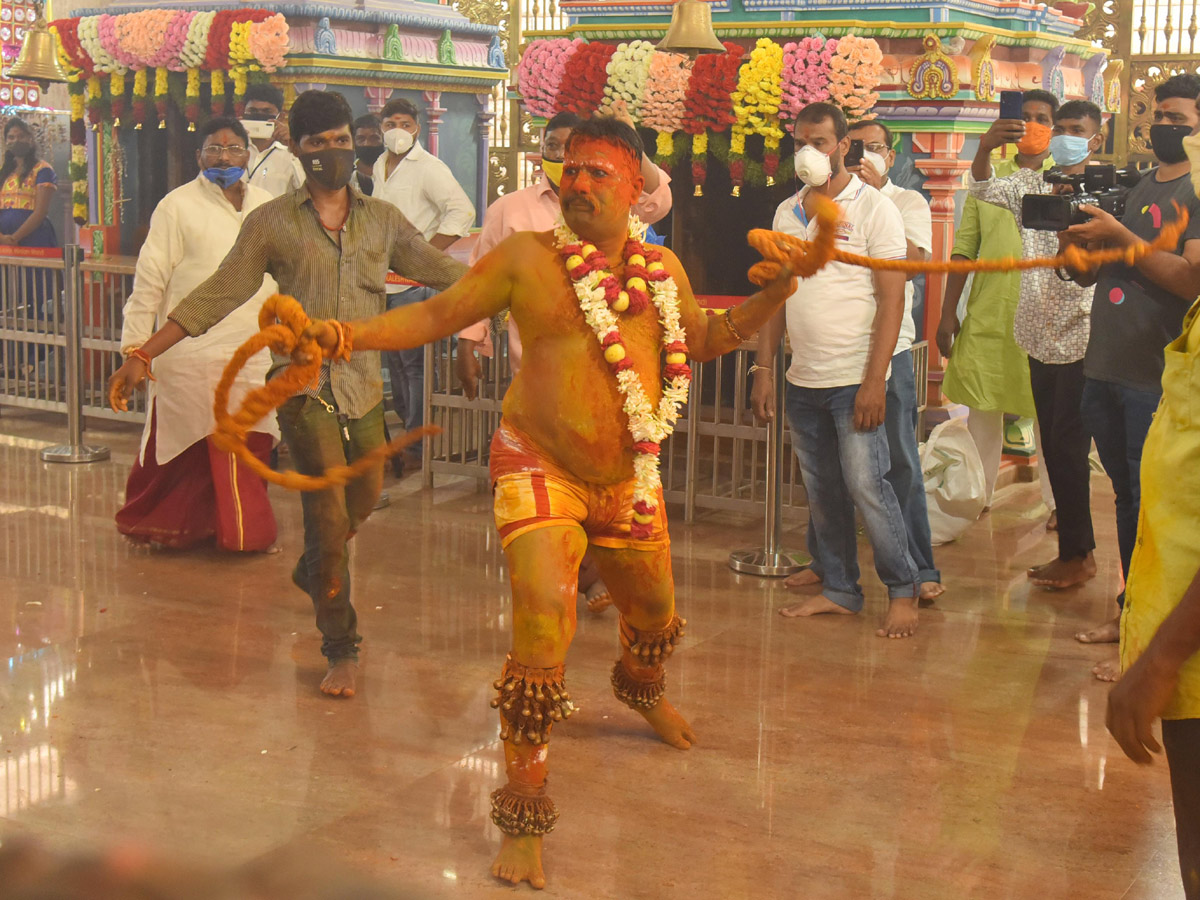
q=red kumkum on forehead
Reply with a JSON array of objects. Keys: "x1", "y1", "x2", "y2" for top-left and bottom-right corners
[{"x1": 565, "y1": 137, "x2": 641, "y2": 183}]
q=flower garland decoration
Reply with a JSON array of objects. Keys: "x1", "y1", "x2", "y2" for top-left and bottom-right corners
[
  {"x1": 84, "y1": 75, "x2": 104, "y2": 129},
  {"x1": 517, "y1": 38, "x2": 581, "y2": 118},
  {"x1": 115, "y1": 9, "x2": 175, "y2": 66},
  {"x1": 99, "y1": 15, "x2": 137, "y2": 71},
  {"x1": 247, "y1": 14, "x2": 290, "y2": 72},
  {"x1": 681, "y1": 42, "x2": 744, "y2": 196},
  {"x1": 154, "y1": 67, "x2": 169, "y2": 129},
  {"x1": 554, "y1": 217, "x2": 691, "y2": 538},
  {"x1": 50, "y1": 18, "x2": 92, "y2": 77},
  {"x1": 730, "y1": 38, "x2": 784, "y2": 193},
  {"x1": 77, "y1": 16, "x2": 117, "y2": 74},
  {"x1": 558, "y1": 42, "x2": 617, "y2": 115},
  {"x1": 180, "y1": 11, "x2": 215, "y2": 70},
  {"x1": 185, "y1": 68, "x2": 201, "y2": 130},
  {"x1": 68, "y1": 82, "x2": 88, "y2": 225},
  {"x1": 231, "y1": 69, "x2": 250, "y2": 116},
  {"x1": 132, "y1": 68, "x2": 148, "y2": 129},
  {"x1": 641, "y1": 51, "x2": 690, "y2": 161},
  {"x1": 109, "y1": 69, "x2": 127, "y2": 126},
  {"x1": 602, "y1": 40, "x2": 654, "y2": 121},
  {"x1": 780, "y1": 36, "x2": 836, "y2": 128},
  {"x1": 210, "y1": 69, "x2": 226, "y2": 115},
  {"x1": 828, "y1": 34, "x2": 884, "y2": 123}
]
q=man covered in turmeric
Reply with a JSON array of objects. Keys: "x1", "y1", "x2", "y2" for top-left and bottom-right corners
[{"x1": 298, "y1": 117, "x2": 800, "y2": 889}]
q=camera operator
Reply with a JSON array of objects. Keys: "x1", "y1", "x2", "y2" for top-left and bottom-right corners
[
  {"x1": 1060, "y1": 74, "x2": 1200, "y2": 680},
  {"x1": 970, "y1": 98, "x2": 1103, "y2": 591}
]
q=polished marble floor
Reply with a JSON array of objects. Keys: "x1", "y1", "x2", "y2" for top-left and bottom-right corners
[{"x1": 0, "y1": 409, "x2": 1185, "y2": 899}]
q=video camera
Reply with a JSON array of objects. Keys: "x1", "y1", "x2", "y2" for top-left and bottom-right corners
[{"x1": 1021, "y1": 164, "x2": 1143, "y2": 232}]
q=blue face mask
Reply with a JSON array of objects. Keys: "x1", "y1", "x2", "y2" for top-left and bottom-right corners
[
  {"x1": 1048, "y1": 134, "x2": 1093, "y2": 167},
  {"x1": 202, "y1": 166, "x2": 245, "y2": 189}
]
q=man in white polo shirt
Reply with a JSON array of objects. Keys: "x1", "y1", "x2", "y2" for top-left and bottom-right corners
[
  {"x1": 241, "y1": 83, "x2": 304, "y2": 199},
  {"x1": 847, "y1": 117, "x2": 943, "y2": 602},
  {"x1": 373, "y1": 95, "x2": 476, "y2": 473},
  {"x1": 752, "y1": 102, "x2": 920, "y2": 639}
]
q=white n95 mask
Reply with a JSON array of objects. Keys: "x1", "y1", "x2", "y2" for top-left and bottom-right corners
[
  {"x1": 794, "y1": 145, "x2": 831, "y2": 187},
  {"x1": 385, "y1": 127, "x2": 415, "y2": 155}
]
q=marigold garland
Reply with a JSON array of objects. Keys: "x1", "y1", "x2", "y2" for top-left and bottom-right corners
[
  {"x1": 681, "y1": 42, "x2": 743, "y2": 196},
  {"x1": 154, "y1": 66, "x2": 170, "y2": 129},
  {"x1": 67, "y1": 81, "x2": 88, "y2": 225},
  {"x1": 131, "y1": 68, "x2": 148, "y2": 129},
  {"x1": 731, "y1": 38, "x2": 784, "y2": 193},
  {"x1": 210, "y1": 68, "x2": 226, "y2": 115}
]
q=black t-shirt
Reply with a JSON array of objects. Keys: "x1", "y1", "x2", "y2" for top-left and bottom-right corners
[{"x1": 1085, "y1": 168, "x2": 1200, "y2": 391}]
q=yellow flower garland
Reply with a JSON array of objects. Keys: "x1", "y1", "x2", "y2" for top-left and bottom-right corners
[{"x1": 730, "y1": 38, "x2": 784, "y2": 188}]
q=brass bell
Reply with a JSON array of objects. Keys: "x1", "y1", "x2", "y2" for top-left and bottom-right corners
[
  {"x1": 10, "y1": 2, "x2": 70, "y2": 90},
  {"x1": 657, "y1": 0, "x2": 726, "y2": 58}
]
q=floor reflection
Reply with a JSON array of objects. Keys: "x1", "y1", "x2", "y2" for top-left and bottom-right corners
[{"x1": 0, "y1": 409, "x2": 1184, "y2": 899}]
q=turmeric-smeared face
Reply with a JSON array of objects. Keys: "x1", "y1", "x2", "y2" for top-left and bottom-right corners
[{"x1": 560, "y1": 137, "x2": 645, "y2": 242}]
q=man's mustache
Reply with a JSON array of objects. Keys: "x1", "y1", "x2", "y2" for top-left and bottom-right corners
[{"x1": 563, "y1": 194, "x2": 595, "y2": 211}]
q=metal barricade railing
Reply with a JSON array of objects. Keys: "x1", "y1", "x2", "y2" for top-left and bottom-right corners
[
  {"x1": 0, "y1": 246, "x2": 144, "y2": 463},
  {"x1": 0, "y1": 250, "x2": 67, "y2": 414}
]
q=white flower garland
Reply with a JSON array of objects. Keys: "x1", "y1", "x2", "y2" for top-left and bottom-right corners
[{"x1": 555, "y1": 216, "x2": 691, "y2": 534}]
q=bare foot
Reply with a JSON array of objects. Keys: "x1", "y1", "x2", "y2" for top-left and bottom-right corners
[
  {"x1": 491, "y1": 834, "x2": 546, "y2": 890},
  {"x1": 784, "y1": 568, "x2": 822, "y2": 589},
  {"x1": 637, "y1": 698, "x2": 697, "y2": 750},
  {"x1": 320, "y1": 660, "x2": 358, "y2": 697},
  {"x1": 919, "y1": 581, "x2": 945, "y2": 601},
  {"x1": 1046, "y1": 510, "x2": 1058, "y2": 531},
  {"x1": 1029, "y1": 554, "x2": 1097, "y2": 590},
  {"x1": 584, "y1": 579, "x2": 613, "y2": 614},
  {"x1": 1092, "y1": 657, "x2": 1121, "y2": 682},
  {"x1": 1075, "y1": 615, "x2": 1120, "y2": 644},
  {"x1": 779, "y1": 594, "x2": 855, "y2": 618},
  {"x1": 878, "y1": 595, "x2": 919, "y2": 639}
]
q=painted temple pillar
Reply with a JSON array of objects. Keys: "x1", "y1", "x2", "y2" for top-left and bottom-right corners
[
  {"x1": 423, "y1": 90, "x2": 446, "y2": 158},
  {"x1": 474, "y1": 93, "x2": 494, "y2": 227},
  {"x1": 912, "y1": 132, "x2": 970, "y2": 373}
]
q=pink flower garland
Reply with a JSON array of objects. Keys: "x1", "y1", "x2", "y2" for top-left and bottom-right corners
[
  {"x1": 640, "y1": 51, "x2": 690, "y2": 137},
  {"x1": 517, "y1": 38, "x2": 582, "y2": 118},
  {"x1": 247, "y1": 14, "x2": 289, "y2": 72},
  {"x1": 828, "y1": 34, "x2": 884, "y2": 123},
  {"x1": 780, "y1": 36, "x2": 836, "y2": 129},
  {"x1": 97, "y1": 15, "x2": 135, "y2": 70},
  {"x1": 115, "y1": 9, "x2": 176, "y2": 69}
]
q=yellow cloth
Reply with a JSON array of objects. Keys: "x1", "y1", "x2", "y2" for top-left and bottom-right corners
[{"x1": 1120, "y1": 295, "x2": 1200, "y2": 718}]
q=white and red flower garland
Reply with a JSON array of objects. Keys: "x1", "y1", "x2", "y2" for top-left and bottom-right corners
[{"x1": 555, "y1": 217, "x2": 691, "y2": 539}]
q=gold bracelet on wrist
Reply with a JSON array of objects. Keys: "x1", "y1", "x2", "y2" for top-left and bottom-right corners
[{"x1": 724, "y1": 309, "x2": 748, "y2": 343}]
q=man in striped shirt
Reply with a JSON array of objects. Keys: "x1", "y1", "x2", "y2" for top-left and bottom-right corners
[{"x1": 109, "y1": 90, "x2": 466, "y2": 699}]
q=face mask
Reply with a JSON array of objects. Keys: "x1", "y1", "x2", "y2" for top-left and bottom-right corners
[
  {"x1": 863, "y1": 150, "x2": 889, "y2": 179},
  {"x1": 541, "y1": 158, "x2": 564, "y2": 187},
  {"x1": 299, "y1": 148, "x2": 356, "y2": 191},
  {"x1": 794, "y1": 145, "x2": 832, "y2": 187},
  {"x1": 356, "y1": 144, "x2": 385, "y2": 166},
  {"x1": 7, "y1": 141, "x2": 32, "y2": 158},
  {"x1": 1048, "y1": 134, "x2": 1093, "y2": 167},
  {"x1": 384, "y1": 127, "x2": 414, "y2": 156},
  {"x1": 241, "y1": 119, "x2": 275, "y2": 142},
  {"x1": 1015, "y1": 121, "x2": 1052, "y2": 157},
  {"x1": 1151, "y1": 124, "x2": 1192, "y2": 165},
  {"x1": 202, "y1": 166, "x2": 245, "y2": 189}
]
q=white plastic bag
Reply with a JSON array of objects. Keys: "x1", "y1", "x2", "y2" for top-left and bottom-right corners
[{"x1": 921, "y1": 417, "x2": 987, "y2": 545}]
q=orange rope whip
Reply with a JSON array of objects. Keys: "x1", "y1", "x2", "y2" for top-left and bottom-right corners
[
  {"x1": 210, "y1": 294, "x2": 438, "y2": 492},
  {"x1": 748, "y1": 195, "x2": 1190, "y2": 286}
]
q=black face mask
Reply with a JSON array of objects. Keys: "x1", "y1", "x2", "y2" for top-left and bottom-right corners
[
  {"x1": 299, "y1": 148, "x2": 356, "y2": 191},
  {"x1": 356, "y1": 144, "x2": 385, "y2": 166},
  {"x1": 1150, "y1": 124, "x2": 1192, "y2": 164}
]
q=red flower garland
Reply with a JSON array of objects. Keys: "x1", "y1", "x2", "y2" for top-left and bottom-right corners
[
  {"x1": 557, "y1": 42, "x2": 616, "y2": 115},
  {"x1": 682, "y1": 43, "x2": 744, "y2": 134},
  {"x1": 207, "y1": 8, "x2": 274, "y2": 70},
  {"x1": 50, "y1": 18, "x2": 94, "y2": 76}
]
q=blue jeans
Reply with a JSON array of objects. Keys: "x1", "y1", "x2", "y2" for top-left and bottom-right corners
[
  {"x1": 1080, "y1": 377, "x2": 1160, "y2": 607},
  {"x1": 786, "y1": 382, "x2": 920, "y2": 612},
  {"x1": 384, "y1": 285, "x2": 436, "y2": 453},
  {"x1": 885, "y1": 350, "x2": 940, "y2": 584}
]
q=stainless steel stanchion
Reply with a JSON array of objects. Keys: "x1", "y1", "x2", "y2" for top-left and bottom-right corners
[
  {"x1": 41, "y1": 245, "x2": 110, "y2": 464},
  {"x1": 729, "y1": 343, "x2": 808, "y2": 576}
]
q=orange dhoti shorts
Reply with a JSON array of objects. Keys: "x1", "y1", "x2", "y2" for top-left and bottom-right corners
[{"x1": 489, "y1": 422, "x2": 670, "y2": 552}]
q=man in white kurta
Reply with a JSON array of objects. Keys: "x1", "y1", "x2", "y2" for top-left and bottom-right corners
[{"x1": 116, "y1": 117, "x2": 280, "y2": 551}]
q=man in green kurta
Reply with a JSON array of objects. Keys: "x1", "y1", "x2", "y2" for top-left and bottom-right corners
[{"x1": 937, "y1": 151, "x2": 1055, "y2": 510}]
